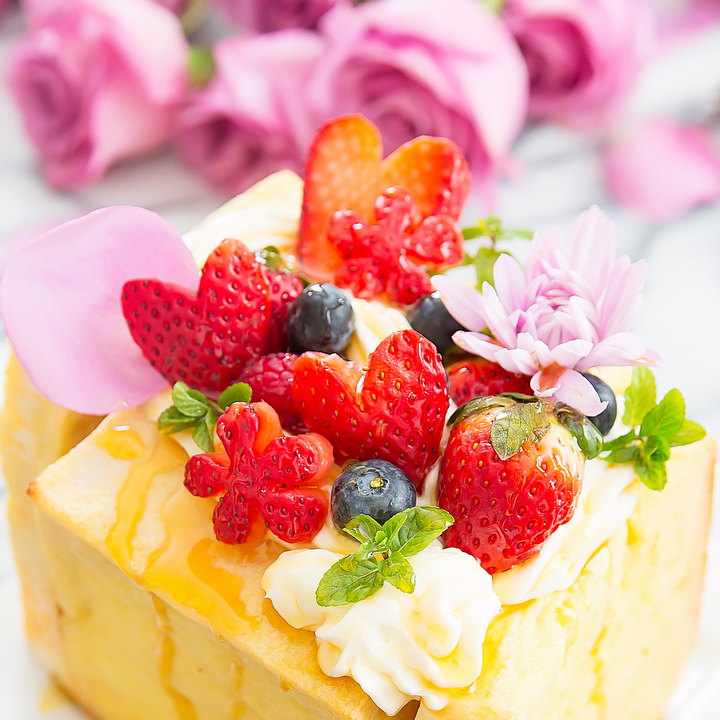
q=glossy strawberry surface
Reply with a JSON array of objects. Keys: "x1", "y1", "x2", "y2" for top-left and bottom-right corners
[
  {"x1": 438, "y1": 407, "x2": 584, "y2": 574},
  {"x1": 329, "y1": 187, "x2": 464, "y2": 306},
  {"x1": 184, "y1": 401, "x2": 333, "y2": 544},
  {"x1": 292, "y1": 329, "x2": 449, "y2": 492},
  {"x1": 298, "y1": 114, "x2": 470, "y2": 282},
  {"x1": 448, "y1": 358, "x2": 533, "y2": 407},
  {"x1": 122, "y1": 239, "x2": 269, "y2": 397}
]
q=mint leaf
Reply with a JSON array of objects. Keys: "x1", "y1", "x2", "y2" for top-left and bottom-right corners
[
  {"x1": 172, "y1": 382, "x2": 211, "y2": 418},
  {"x1": 602, "y1": 378, "x2": 705, "y2": 491},
  {"x1": 635, "y1": 457, "x2": 668, "y2": 491},
  {"x1": 192, "y1": 419, "x2": 214, "y2": 453},
  {"x1": 385, "y1": 506, "x2": 454, "y2": 557},
  {"x1": 640, "y1": 389, "x2": 685, "y2": 438},
  {"x1": 667, "y1": 420, "x2": 706, "y2": 447},
  {"x1": 218, "y1": 382, "x2": 252, "y2": 410},
  {"x1": 316, "y1": 506, "x2": 455, "y2": 607},
  {"x1": 344, "y1": 515, "x2": 383, "y2": 544},
  {"x1": 158, "y1": 406, "x2": 198, "y2": 434},
  {"x1": 623, "y1": 368, "x2": 656, "y2": 427},
  {"x1": 380, "y1": 552, "x2": 416, "y2": 594},
  {"x1": 316, "y1": 549, "x2": 384, "y2": 607}
]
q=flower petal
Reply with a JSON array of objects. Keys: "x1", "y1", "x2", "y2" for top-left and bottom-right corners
[
  {"x1": 0, "y1": 206, "x2": 199, "y2": 415},
  {"x1": 536, "y1": 368, "x2": 605, "y2": 416},
  {"x1": 603, "y1": 120, "x2": 720, "y2": 221},
  {"x1": 431, "y1": 275, "x2": 485, "y2": 332}
]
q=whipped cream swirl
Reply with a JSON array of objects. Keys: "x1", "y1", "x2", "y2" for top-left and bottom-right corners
[{"x1": 262, "y1": 544, "x2": 501, "y2": 715}]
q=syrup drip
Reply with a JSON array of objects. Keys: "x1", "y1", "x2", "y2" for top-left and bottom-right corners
[
  {"x1": 152, "y1": 596, "x2": 198, "y2": 720},
  {"x1": 104, "y1": 432, "x2": 186, "y2": 573},
  {"x1": 187, "y1": 538, "x2": 258, "y2": 628}
]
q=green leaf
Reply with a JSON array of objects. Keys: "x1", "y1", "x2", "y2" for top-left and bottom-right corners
[
  {"x1": 474, "y1": 247, "x2": 504, "y2": 289},
  {"x1": 448, "y1": 396, "x2": 512, "y2": 427},
  {"x1": 188, "y1": 46, "x2": 215, "y2": 88},
  {"x1": 622, "y1": 368, "x2": 656, "y2": 427},
  {"x1": 384, "y1": 506, "x2": 455, "y2": 558},
  {"x1": 343, "y1": 515, "x2": 383, "y2": 544},
  {"x1": 316, "y1": 550, "x2": 384, "y2": 607},
  {"x1": 380, "y1": 553, "x2": 416, "y2": 594},
  {"x1": 172, "y1": 382, "x2": 211, "y2": 418},
  {"x1": 157, "y1": 406, "x2": 198, "y2": 434},
  {"x1": 640, "y1": 389, "x2": 685, "y2": 438},
  {"x1": 555, "y1": 406, "x2": 603, "y2": 460},
  {"x1": 490, "y1": 403, "x2": 550, "y2": 460},
  {"x1": 635, "y1": 457, "x2": 668, "y2": 491},
  {"x1": 667, "y1": 420, "x2": 706, "y2": 447},
  {"x1": 255, "y1": 246, "x2": 286, "y2": 272},
  {"x1": 218, "y1": 382, "x2": 252, "y2": 410},
  {"x1": 192, "y1": 412, "x2": 218, "y2": 453}
]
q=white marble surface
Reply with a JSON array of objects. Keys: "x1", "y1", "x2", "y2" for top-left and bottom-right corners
[{"x1": 0, "y1": 4, "x2": 719, "y2": 718}]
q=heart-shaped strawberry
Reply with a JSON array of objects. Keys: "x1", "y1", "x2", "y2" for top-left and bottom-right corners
[
  {"x1": 121, "y1": 239, "x2": 270, "y2": 397},
  {"x1": 298, "y1": 114, "x2": 471, "y2": 282},
  {"x1": 291, "y1": 329, "x2": 449, "y2": 491}
]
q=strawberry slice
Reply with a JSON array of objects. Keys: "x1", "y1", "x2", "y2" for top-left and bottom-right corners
[
  {"x1": 298, "y1": 115, "x2": 471, "y2": 282},
  {"x1": 299, "y1": 115, "x2": 383, "y2": 281},
  {"x1": 184, "y1": 401, "x2": 334, "y2": 544},
  {"x1": 381, "y1": 136, "x2": 471, "y2": 220},
  {"x1": 122, "y1": 239, "x2": 269, "y2": 397},
  {"x1": 329, "y1": 187, "x2": 463, "y2": 306},
  {"x1": 292, "y1": 329, "x2": 449, "y2": 492}
]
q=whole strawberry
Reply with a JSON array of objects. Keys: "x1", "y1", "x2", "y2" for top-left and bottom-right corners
[
  {"x1": 438, "y1": 397, "x2": 600, "y2": 574},
  {"x1": 447, "y1": 358, "x2": 533, "y2": 407}
]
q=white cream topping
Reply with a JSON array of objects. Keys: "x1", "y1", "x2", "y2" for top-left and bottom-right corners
[
  {"x1": 262, "y1": 543, "x2": 501, "y2": 716},
  {"x1": 345, "y1": 297, "x2": 412, "y2": 366},
  {"x1": 492, "y1": 458, "x2": 639, "y2": 605}
]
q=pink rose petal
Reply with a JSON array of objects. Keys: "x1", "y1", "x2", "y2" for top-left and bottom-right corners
[
  {"x1": 0, "y1": 206, "x2": 199, "y2": 415},
  {"x1": 603, "y1": 120, "x2": 720, "y2": 221}
]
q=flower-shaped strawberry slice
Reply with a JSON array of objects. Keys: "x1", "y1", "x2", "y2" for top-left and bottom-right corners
[
  {"x1": 184, "y1": 401, "x2": 334, "y2": 544},
  {"x1": 122, "y1": 239, "x2": 271, "y2": 398},
  {"x1": 291, "y1": 329, "x2": 449, "y2": 492},
  {"x1": 329, "y1": 187, "x2": 464, "y2": 306}
]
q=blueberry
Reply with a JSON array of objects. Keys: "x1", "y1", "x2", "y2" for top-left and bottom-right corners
[
  {"x1": 332, "y1": 459, "x2": 417, "y2": 531},
  {"x1": 407, "y1": 292, "x2": 464, "y2": 353},
  {"x1": 287, "y1": 283, "x2": 355, "y2": 354},
  {"x1": 582, "y1": 372, "x2": 617, "y2": 436}
]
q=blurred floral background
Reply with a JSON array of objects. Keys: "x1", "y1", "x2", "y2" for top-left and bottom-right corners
[
  {"x1": 0, "y1": 0, "x2": 720, "y2": 714},
  {"x1": 2, "y1": 0, "x2": 719, "y2": 215}
]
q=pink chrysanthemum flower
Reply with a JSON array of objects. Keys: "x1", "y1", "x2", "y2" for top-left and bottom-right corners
[{"x1": 432, "y1": 206, "x2": 660, "y2": 416}]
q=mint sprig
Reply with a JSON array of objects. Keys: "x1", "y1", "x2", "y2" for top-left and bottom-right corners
[
  {"x1": 601, "y1": 368, "x2": 705, "y2": 490},
  {"x1": 158, "y1": 381, "x2": 251, "y2": 452},
  {"x1": 316, "y1": 507, "x2": 454, "y2": 607}
]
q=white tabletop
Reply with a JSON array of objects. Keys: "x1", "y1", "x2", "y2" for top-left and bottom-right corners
[{"x1": 1, "y1": 5, "x2": 719, "y2": 718}]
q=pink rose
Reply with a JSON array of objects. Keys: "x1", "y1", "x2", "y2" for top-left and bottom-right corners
[
  {"x1": 503, "y1": 0, "x2": 652, "y2": 129},
  {"x1": 215, "y1": 0, "x2": 345, "y2": 31},
  {"x1": 308, "y1": 0, "x2": 529, "y2": 199},
  {"x1": 155, "y1": 0, "x2": 190, "y2": 14},
  {"x1": 177, "y1": 30, "x2": 325, "y2": 194},
  {"x1": 603, "y1": 119, "x2": 720, "y2": 221},
  {"x1": 10, "y1": 0, "x2": 189, "y2": 189}
]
